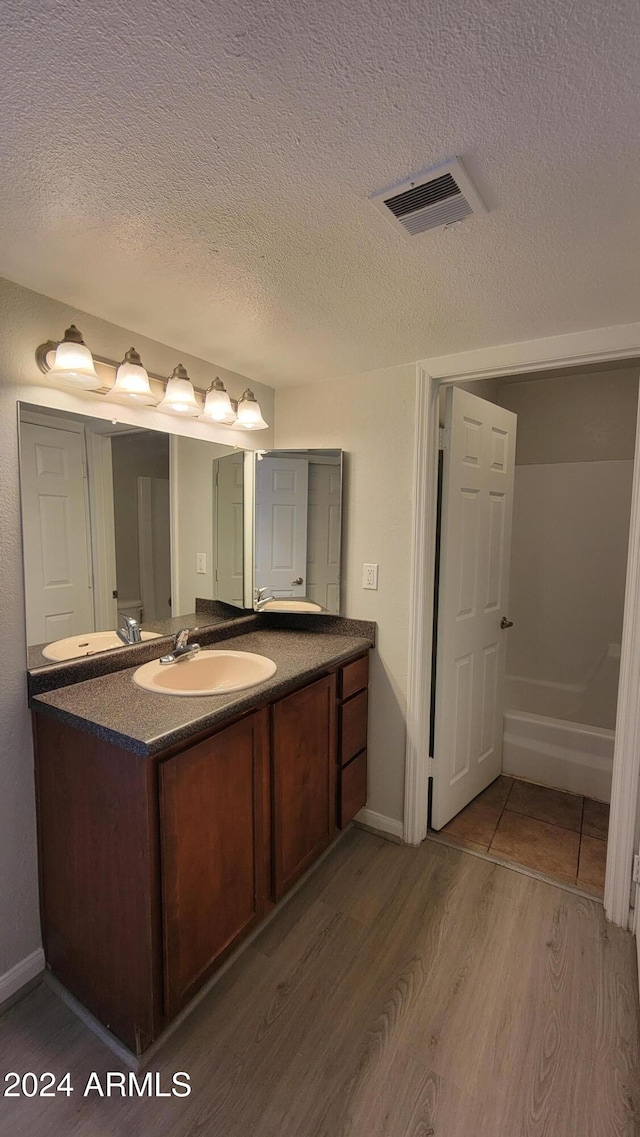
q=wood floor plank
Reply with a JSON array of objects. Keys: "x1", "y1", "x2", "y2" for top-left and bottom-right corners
[{"x1": 0, "y1": 834, "x2": 638, "y2": 1137}]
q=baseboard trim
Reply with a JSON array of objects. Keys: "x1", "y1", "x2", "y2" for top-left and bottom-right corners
[
  {"x1": 0, "y1": 949, "x2": 45, "y2": 1011},
  {"x1": 355, "y1": 808, "x2": 404, "y2": 843}
]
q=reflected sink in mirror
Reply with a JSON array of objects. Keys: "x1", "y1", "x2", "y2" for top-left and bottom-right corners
[
  {"x1": 258, "y1": 599, "x2": 325, "y2": 613},
  {"x1": 133, "y1": 650, "x2": 277, "y2": 696},
  {"x1": 42, "y1": 630, "x2": 162, "y2": 661}
]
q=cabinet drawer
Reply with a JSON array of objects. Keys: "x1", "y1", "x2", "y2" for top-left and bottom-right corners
[
  {"x1": 340, "y1": 689, "x2": 368, "y2": 767},
  {"x1": 338, "y1": 750, "x2": 367, "y2": 828},
  {"x1": 340, "y1": 655, "x2": 369, "y2": 701}
]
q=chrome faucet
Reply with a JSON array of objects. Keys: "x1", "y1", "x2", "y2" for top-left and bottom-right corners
[
  {"x1": 160, "y1": 629, "x2": 201, "y2": 665},
  {"x1": 116, "y1": 613, "x2": 142, "y2": 645},
  {"x1": 255, "y1": 586, "x2": 274, "y2": 611}
]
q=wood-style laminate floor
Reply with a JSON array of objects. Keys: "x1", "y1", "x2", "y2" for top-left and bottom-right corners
[{"x1": 1, "y1": 828, "x2": 639, "y2": 1136}]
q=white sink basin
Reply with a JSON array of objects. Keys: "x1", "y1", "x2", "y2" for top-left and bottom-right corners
[
  {"x1": 133, "y1": 650, "x2": 277, "y2": 696},
  {"x1": 42, "y1": 629, "x2": 162, "y2": 662}
]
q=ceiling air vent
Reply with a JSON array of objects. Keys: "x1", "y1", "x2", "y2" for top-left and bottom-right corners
[{"x1": 369, "y1": 158, "x2": 486, "y2": 239}]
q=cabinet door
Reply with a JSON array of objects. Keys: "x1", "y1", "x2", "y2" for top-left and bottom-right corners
[
  {"x1": 272, "y1": 674, "x2": 336, "y2": 899},
  {"x1": 160, "y1": 710, "x2": 269, "y2": 1018}
]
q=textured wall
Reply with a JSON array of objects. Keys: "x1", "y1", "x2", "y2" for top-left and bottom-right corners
[
  {"x1": 0, "y1": 276, "x2": 272, "y2": 981},
  {"x1": 275, "y1": 364, "x2": 416, "y2": 823}
]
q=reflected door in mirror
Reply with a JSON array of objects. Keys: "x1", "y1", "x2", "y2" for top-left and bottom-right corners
[
  {"x1": 21, "y1": 422, "x2": 94, "y2": 645},
  {"x1": 215, "y1": 453, "x2": 245, "y2": 608},
  {"x1": 253, "y1": 449, "x2": 343, "y2": 615},
  {"x1": 307, "y1": 461, "x2": 341, "y2": 611},
  {"x1": 255, "y1": 457, "x2": 309, "y2": 598}
]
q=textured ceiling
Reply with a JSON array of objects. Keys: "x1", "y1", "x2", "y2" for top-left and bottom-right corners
[{"x1": 1, "y1": 0, "x2": 640, "y2": 386}]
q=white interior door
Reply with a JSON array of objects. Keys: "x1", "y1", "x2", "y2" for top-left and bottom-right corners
[
  {"x1": 431, "y1": 386, "x2": 517, "y2": 829},
  {"x1": 138, "y1": 476, "x2": 171, "y2": 621},
  {"x1": 255, "y1": 457, "x2": 308, "y2": 597},
  {"x1": 215, "y1": 453, "x2": 245, "y2": 607},
  {"x1": 21, "y1": 422, "x2": 94, "y2": 646},
  {"x1": 306, "y1": 460, "x2": 341, "y2": 611}
]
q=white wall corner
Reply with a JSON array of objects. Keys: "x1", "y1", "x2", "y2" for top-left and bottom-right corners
[
  {"x1": 0, "y1": 948, "x2": 45, "y2": 1008},
  {"x1": 355, "y1": 808, "x2": 404, "y2": 842}
]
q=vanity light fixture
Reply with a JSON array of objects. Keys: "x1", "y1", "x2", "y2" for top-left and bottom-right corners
[
  {"x1": 236, "y1": 388, "x2": 269, "y2": 430},
  {"x1": 39, "y1": 324, "x2": 102, "y2": 390},
  {"x1": 157, "y1": 364, "x2": 200, "y2": 417},
  {"x1": 107, "y1": 347, "x2": 157, "y2": 405},
  {"x1": 200, "y1": 377, "x2": 237, "y2": 424},
  {"x1": 35, "y1": 328, "x2": 268, "y2": 430}
]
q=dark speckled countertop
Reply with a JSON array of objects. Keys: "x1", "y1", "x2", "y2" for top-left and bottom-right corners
[{"x1": 31, "y1": 628, "x2": 373, "y2": 757}]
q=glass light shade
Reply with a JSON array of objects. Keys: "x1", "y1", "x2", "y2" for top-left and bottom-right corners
[
  {"x1": 48, "y1": 326, "x2": 101, "y2": 390},
  {"x1": 157, "y1": 365, "x2": 200, "y2": 417},
  {"x1": 236, "y1": 388, "x2": 268, "y2": 430},
  {"x1": 200, "y1": 378, "x2": 236, "y2": 424},
  {"x1": 108, "y1": 348, "x2": 157, "y2": 405}
]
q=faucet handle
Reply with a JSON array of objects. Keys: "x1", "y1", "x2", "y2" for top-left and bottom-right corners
[{"x1": 174, "y1": 629, "x2": 190, "y2": 650}]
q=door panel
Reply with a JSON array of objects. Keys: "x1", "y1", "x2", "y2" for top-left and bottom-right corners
[
  {"x1": 272, "y1": 675, "x2": 336, "y2": 898},
  {"x1": 432, "y1": 387, "x2": 517, "y2": 829},
  {"x1": 160, "y1": 712, "x2": 269, "y2": 1017}
]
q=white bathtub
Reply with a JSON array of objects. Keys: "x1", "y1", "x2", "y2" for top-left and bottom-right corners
[{"x1": 503, "y1": 687, "x2": 614, "y2": 803}]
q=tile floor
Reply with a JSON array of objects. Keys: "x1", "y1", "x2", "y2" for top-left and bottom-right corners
[{"x1": 432, "y1": 776, "x2": 609, "y2": 896}]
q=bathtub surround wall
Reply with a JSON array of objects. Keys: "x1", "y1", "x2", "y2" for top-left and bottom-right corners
[
  {"x1": 111, "y1": 431, "x2": 170, "y2": 612},
  {"x1": 0, "y1": 275, "x2": 274, "y2": 998},
  {"x1": 275, "y1": 364, "x2": 416, "y2": 829},
  {"x1": 497, "y1": 367, "x2": 638, "y2": 724},
  {"x1": 171, "y1": 435, "x2": 237, "y2": 613}
]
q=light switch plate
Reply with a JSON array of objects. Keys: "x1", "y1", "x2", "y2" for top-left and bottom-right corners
[
  {"x1": 196, "y1": 553, "x2": 207, "y2": 574},
  {"x1": 363, "y1": 563, "x2": 378, "y2": 589}
]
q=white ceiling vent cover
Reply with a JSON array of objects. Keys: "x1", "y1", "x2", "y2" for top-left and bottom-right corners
[{"x1": 370, "y1": 158, "x2": 486, "y2": 239}]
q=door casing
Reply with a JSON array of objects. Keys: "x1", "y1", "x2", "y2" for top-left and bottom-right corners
[{"x1": 405, "y1": 324, "x2": 640, "y2": 931}]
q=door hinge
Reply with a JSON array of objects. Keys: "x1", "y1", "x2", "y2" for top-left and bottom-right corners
[
  {"x1": 633, "y1": 854, "x2": 640, "y2": 884},
  {"x1": 439, "y1": 427, "x2": 450, "y2": 451}
]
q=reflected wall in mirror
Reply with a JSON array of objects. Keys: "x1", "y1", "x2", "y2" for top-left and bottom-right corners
[
  {"x1": 253, "y1": 449, "x2": 343, "y2": 614},
  {"x1": 18, "y1": 403, "x2": 248, "y2": 666}
]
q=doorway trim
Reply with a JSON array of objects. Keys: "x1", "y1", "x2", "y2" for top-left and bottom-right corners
[{"x1": 404, "y1": 320, "x2": 640, "y2": 929}]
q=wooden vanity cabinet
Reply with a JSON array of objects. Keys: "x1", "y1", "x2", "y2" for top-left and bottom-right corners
[
  {"x1": 159, "y1": 709, "x2": 270, "y2": 1018},
  {"x1": 272, "y1": 674, "x2": 337, "y2": 900},
  {"x1": 33, "y1": 651, "x2": 370, "y2": 1054},
  {"x1": 337, "y1": 654, "x2": 369, "y2": 827}
]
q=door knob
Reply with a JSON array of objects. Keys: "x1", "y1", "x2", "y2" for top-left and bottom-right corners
[
  {"x1": 291, "y1": 577, "x2": 303, "y2": 586},
  {"x1": 500, "y1": 617, "x2": 514, "y2": 629}
]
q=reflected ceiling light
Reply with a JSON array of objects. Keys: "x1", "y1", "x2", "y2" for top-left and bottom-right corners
[
  {"x1": 236, "y1": 389, "x2": 269, "y2": 430},
  {"x1": 108, "y1": 347, "x2": 157, "y2": 405},
  {"x1": 43, "y1": 324, "x2": 101, "y2": 390},
  {"x1": 200, "y1": 377, "x2": 237, "y2": 424},
  {"x1": 157, "y1": 364, "x2": 200, "y2": 417}
]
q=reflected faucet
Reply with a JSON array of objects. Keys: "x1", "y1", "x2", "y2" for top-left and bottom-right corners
[
  {"x1": 116, "y1": 613, "x2": 142, "y2": 645},
  {"x1": 255, "y1": 586, "x2": 274, "y2": 611}
]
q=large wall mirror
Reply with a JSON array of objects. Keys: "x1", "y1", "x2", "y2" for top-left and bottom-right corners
[
  {"x1": 18, "y1": 403, "x2": 250, "y2": 666},
  {"x1": 253, "y1": 449, "x2": 343, "y2": 614}
]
